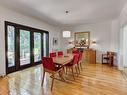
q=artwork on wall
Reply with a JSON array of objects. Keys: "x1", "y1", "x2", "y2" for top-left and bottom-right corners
[
  {"x1": 74, "y1": 32, "x2": 90, "y2": 48},
  {"x1": 53, "y1": 37, "x2": 58, "y2": 46}
]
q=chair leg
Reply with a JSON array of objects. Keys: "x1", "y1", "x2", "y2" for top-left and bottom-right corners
[
  {"x1": 58, "y1": 68, "x2": 66, "y2": 81},
  {"x1": 51, "y1": 75, "x2": 55, "y2": 91},
  {"x1": 71, "y1": 67, "x2": 75, "y2": 80},
  {"x1": 102, "y1": 55, "x2": 103, "y2": 64},
  {"x1": 75, "y1": 66, "x2": 79, "y2": 76},
  {"x1": 63, "y1": 67, "x2": 65, "y2": 74},
  {"x1": 66, "y1": 67, "x2": 68, "y2": 75},
  {"x1": 80, "y1": 62, "x2": 83, "y2": 70},
  {"x1": 41, "y1": 71, "x2": 45, "y2": 86},
  {"x1": 77, "y1": 64, "x2": 80, "y2": 74}
]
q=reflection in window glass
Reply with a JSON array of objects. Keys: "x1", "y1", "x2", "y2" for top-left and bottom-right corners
[
  {"x1": 43, "y1": 33, "x2": 47, "y2": 57},
  {"x1": 7, "y1": 26, "x2": 15, "y2": 67},
  {"x1": 34, "y1": 33, "x2": 41, "y2": 62},
  {"x1": 20, "y1": 30, "x2": 30, "y2": 65}
]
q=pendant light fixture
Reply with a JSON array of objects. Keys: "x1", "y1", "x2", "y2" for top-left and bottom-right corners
[{"x1": 62, "y1": 10, "x2": 71, "y2": 38}]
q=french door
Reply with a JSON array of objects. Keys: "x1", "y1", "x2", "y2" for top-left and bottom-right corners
[
  {"x1": 34, "y1": 32, "x2": 42, "y2": 63},
  {"x1": 5, "y1": 21, "x2": 49, "y2": 74},
  {"x1": 20, "y1": 29, "x2": 31, "y2": 67}
]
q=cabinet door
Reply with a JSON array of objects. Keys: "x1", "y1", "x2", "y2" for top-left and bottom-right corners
[{"x1": 83, "y1": 49, "x2": 96, "y2": 64}]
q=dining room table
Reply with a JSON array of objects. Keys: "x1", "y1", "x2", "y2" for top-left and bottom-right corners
[
  {"x1": 52, "y1": 54, "x2": 74, "y2": 81},
  {"x1": 53, "y1": 54, "x2": 74, "y2": 66}
]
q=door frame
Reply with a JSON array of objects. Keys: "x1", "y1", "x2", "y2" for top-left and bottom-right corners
[{"x1": 5, "y1": 21, "x2": 49, "y2": 74}]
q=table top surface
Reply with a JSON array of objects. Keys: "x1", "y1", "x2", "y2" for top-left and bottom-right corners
[{"x1": 53, "y1": 54, "x2": 74, "y2": 65}]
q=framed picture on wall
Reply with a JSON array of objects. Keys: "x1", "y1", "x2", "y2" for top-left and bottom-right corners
[
  {"x1": 74, "y1": 31, "x2": 90, "y2": 48},
  {"x1": 53, "y1": 37, "x2": 58, "y2": 46}
]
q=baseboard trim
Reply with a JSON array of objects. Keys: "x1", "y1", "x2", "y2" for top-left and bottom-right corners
[{"x1": 0, "y1": 74, "x2": 6, "y2": 78}]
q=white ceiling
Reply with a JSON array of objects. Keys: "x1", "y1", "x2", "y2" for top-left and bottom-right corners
[{"x1": 0, "y1": 0, "x2": 127, "y2": 26}]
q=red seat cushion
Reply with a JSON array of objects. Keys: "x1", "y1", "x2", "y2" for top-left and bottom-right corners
[
  {"x1": 50, "y1": 52, "x2": 56, "y2": 57},
  {"x1": 42, "y1": 57, "x2": 55, "y2": 71},
  {"x1": 58, "y1": 51, "x2": 63, "y2": 56},
  {"x1": 65, "y1": 54, "x2": 79, "y2": 67}
]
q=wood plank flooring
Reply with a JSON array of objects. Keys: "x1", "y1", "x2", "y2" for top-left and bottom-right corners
[
  {"x1": 0, "y1": 63, "x2": 127, "y2": 95},
  {"x1": 121, "y1": 68, "x2": 127, "y2": 81}
]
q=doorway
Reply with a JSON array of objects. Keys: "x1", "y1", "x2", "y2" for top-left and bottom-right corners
[
  {"x1": 121, "y1": 25, "x2": 127, "y2": 78},
  {"x1": 5, "y1": 21, "x2": 49, "y2": 74},
  {"x1": 123, "y1": 25, "x2": 127, "y2": 68}
]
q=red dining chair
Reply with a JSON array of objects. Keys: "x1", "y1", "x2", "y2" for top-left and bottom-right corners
[
  {"x1": 58, "y1": 51, "x2": 63, "y2": 56},
  {"x1": 78, "y1": 52, "x2": 83, "y2": 70},
  {"x1": 50, "y1": 52, "x2": 56, "y2": 57},
  {"x1": 65, "y1": 54, "x2": 79, "y2": 80},
  {"x1": 72, "y1": 52, "x2": 81, "y2": 73},
  {"x1": 42, "y1": 57, "x2": 62, "y2": 91},
  {"x1": 50, "y1": 52, "x2": 62, "y2": 68},
  {"x1": 72, "y1": 50, "x2": 79, "y2": 54}
]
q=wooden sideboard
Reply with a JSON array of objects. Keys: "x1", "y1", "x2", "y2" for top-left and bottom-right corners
[
  {"x1": 67, "y1": 48, "x2": 96, "y2": 64},
  {"x1": 83, "y1": 49, "x2": 96, "y2": 64}
]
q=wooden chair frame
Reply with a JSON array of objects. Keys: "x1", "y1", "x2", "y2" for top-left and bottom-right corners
[{"x1": 41, "y1": 66, "x2": 63, "y2": 91}]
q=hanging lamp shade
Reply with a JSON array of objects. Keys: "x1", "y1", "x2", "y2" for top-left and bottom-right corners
[{"x1": 63, "y1": 31, "x2": 71, "y2": 38}]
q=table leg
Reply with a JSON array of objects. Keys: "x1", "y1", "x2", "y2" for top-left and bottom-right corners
[{"x1": 59, "y1": 67, "x2": 66, "y2": 81}]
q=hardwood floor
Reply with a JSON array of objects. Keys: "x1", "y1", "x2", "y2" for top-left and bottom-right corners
[
  {"x1": 0, "y1": 63, "x2": 127, "y2": 95},
  {"x1": 121, "y1": 68, "x2": 127, "y2": 81}
]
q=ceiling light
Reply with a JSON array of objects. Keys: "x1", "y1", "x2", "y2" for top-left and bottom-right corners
[{"x1": 63, "y1": 31, "x2": 71, "y2": 38}]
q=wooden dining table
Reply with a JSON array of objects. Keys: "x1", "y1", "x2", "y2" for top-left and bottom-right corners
[
  {"x1": 53, "y1": 54, "x2": 74, "y2": 66},
  {"x1": 52, "y1": 54, "x2": 74, "y2": 81}
]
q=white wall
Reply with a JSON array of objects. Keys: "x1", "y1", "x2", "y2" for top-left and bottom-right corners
[
  {"x1": 110, "y1": 19, "x2": 120, "y2": 66},
  {"x1": 0, "y1": 6, "x2": 61, "y2": 76},
  {"x1": 118, "y1": 2, "x2": 127, "y2": 70},
  {"x1": 61, "y1": 20, "x2": 119, "y2": 65}
]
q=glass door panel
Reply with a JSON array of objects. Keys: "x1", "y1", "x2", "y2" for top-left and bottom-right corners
[
  {"x1": 43, "y1": 33, "x2": 47, "y2": 57},
  {"x1": 34, "y1": 32, "x2": 42, "y2": 62},
  {"x1": 7, "y1": 26, "x2": 15, "y2": 67},
  {"x1": 20, "y1": 30, "x2": 30, "y2": 66}
]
